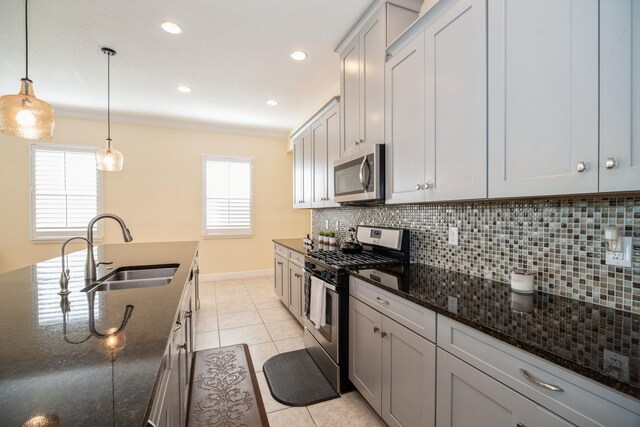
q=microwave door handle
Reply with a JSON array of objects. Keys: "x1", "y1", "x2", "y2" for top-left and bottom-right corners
[
  {"x1": 359, "y1": 157, "x2": 367, "y2": 190},
  {"x1": 364, "y1": 159, "x2": 372, "y2": 189}
]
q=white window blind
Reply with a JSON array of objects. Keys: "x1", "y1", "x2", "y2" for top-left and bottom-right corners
[
  {"x1": 203, "y1": 156, "x2": 253, "y2": 237},
  {"x1": 30, "y1": 144, "x2": 103, "y2": 240}
]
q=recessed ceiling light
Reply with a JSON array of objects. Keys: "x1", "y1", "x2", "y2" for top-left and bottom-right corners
[
  {"x1": 290, "y1": 51, "x2": 307, "y2": 61},
  {"x1": 161, "y1": 21, "x2": 182, "y2": 34},
  {"x1": 266, "y1": 100, "x2": 279, "y2": 106},
  {"x1": 177, "y1": 86, "x2": 191, "y2": 93}
]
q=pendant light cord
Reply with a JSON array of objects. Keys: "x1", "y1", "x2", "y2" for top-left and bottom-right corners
[
  {"x1": 25, "y1": 0, "x2": 29, "y2": 80},
  {"x1": 107, "y1": 52, "x2": 111, "y2": 148}
]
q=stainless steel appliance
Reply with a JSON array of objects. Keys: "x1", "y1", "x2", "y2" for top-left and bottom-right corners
[
  {"x1": 333, "y1": 144, "x2": 384, "y2": 203},
  {"x1": 303, "y1": 225, "x2": 409, "y2": 393}
]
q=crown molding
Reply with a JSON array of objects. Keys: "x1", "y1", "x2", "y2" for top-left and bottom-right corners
[{"x1": 54, "y1": 107, "x2": 290, "y2": 140}]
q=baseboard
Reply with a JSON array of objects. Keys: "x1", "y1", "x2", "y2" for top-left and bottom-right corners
[{"x1": 200, "y1": 269, "x2": 273, "y2": 282}]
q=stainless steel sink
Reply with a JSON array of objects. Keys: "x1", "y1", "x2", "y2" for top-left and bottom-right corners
[
  {"x1": 109, "y1": 266, "x2": 178, "y2": 281},
  {"x1": 89, "y1": 277, "x2": 173, "y2": 292},
  {"x1": 82, "y1": 264, "x2": 179, "y2": 292}
]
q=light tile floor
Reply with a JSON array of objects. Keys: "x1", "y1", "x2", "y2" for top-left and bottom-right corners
[{"x1": 195, "y1": 275, "x2": 386, "y2": 427}]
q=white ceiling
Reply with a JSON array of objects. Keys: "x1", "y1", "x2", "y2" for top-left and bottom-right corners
[{"x1": 0, "y1": 0, "x2": 374, "y2": 138}]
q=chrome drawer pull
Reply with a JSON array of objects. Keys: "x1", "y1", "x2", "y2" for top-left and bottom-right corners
[
  {"x1": 173, "y1": 321, "x2": 182, "y2": 333},
  {"x1": 520, "y1": 369, "x2": 563, "y2": 392},
  {"x1": 381, "y1": 331, "x2": 388, "y2": 338},
  {"x1": 373, "y1": 326, "x2": 379, "y2": 333},
  {"x1": 376, "y1": 297, "x2": 390, "y2": 305}
]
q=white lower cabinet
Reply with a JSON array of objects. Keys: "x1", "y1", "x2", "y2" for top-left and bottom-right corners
[
  {"x1": 437, "y1": 349, "x2": 573, "y2": 427},
  {"x1": 273, "y1": 252, "x2": 288, "y2": 305},
  {"x1": 287, "y1": 261, "x2": 303, "y2": 321},
  {"x1": 349, "y1": 296, "x2": 436, "y2": 427}
]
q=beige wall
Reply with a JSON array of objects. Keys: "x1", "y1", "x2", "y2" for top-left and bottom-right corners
[{"x1": 0, "y1": 117, "x2": 310, "y2": 274}]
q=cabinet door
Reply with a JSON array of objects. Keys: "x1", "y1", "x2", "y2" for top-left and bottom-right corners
[
  {"x1": 425, "y1": 0, "x2": 487, "y2": 201},
  {"x1": 349, "y1": 296, "x2": 383, "y2": 414},
  {"x1": 360, "y1": 7, "x2": 386, "y2": 149},
  {"x1": 311, "y1": 119, "x2": 327, "y2": 208},
  {"x1": 302, "y1": 130, "x2": 313, "y2": 208},
  {"x1": 437, "y1": 349, "x2": 531, "y2": 427},
  {"x1": 385, "y1": 33, "x2": 426, "y2": 205},
  {"x1": 381, "y1": 317, "x2": 435, "y2": 427},
  {"x1": 325, "y1": 104, "x2": 341, "y2": 207},
  {"x1": 488, "y1": 0, "x2": 599, "y2": 197},
  {"x1": 341, "y1": 38, "x2": 361, "y2": 155},
  {"x1": 293, "y1": 136, "x2": 305, "y2": 208},
  {"x1": 600, "y1": 0, "x2": 640, "y2": 192},
  {"x1": 287, "y1": 263, "x2": 303, "y2": 321},
  {"x1": 273, "y1": 253, "x2": 287, "y2": 302}
]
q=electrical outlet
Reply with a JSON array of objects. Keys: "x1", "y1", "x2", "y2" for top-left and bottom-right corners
[
  {"x1": 335, "y1": 221, "x2": 340, "y2": 230},
  {"x1": 603, "y1": 349, "x2": 629, "y2": 382},
  {"x1": 447, "y1": 296, "x2": 458, "y2": 314},
  {"x1": 448, "y1": 227, "x2": 459, "y2": 246},
  {"x1": 325, "y1": 220, "x2": 329, "y2": 229}
]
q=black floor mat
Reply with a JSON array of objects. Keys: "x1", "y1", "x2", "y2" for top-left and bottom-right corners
[{"x1": 262, "y1": 349, "x2": 339, "y2": 407}]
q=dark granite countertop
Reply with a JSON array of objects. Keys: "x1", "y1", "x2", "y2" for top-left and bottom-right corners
[
  {"x1": 349, "y1": 264, "x2": 640, "y2": 401},
  {"x1": 273, "y1": 238, "x2": 312, "y2": 254},
  {"x1": 0, "y1": 241, "x2": 199, "y2": 427}
]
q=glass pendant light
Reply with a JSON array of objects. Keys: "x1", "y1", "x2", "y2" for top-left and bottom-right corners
[
  {"x1": 0, "y1": 0, "x2": 55, "y2": 141},
  {"x1": 96, "y1": 48, "x2": 124, "y2": 172}
]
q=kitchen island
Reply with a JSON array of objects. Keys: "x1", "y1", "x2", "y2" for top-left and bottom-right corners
[{"x1": 0, "y1": 241, "x2": 199, "y2": 426}]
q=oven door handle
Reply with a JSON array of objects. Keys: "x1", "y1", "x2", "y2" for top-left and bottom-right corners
[{"x1": 305, "y1": 271, "x2": 337, "y2": 293}]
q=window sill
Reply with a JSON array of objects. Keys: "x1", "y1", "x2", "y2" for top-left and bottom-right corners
[{"x1": 202, "y1": 232, "x2": 254, "y2": 239}]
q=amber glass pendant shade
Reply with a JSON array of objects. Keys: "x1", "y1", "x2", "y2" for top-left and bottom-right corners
[
  {"x1": 0, "y1": 0, "x2": 56, "y2": 141},
  {"x1": 96, "y1": 140, "x2": 124, "y2": 171}
]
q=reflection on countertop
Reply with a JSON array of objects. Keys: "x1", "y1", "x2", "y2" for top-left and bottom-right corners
[
  {"x1": 350, "y1": 263, "x2": 640, "y2": 400},
  {"x1": 0, "y1": 241, "x2": 198, "y2": 426}
]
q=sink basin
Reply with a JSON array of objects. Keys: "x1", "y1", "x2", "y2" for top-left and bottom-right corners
[
  {"x1": 82, "y1": 264, "x2": 179, "y2": 292},
  {"x1": 89, "y1": 277, "x2": 173, "y2": 292},
  {"x1": 108, "y1": 266, "x2": 179, "y2": 281}
]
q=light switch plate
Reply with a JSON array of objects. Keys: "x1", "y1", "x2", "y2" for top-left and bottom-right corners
[
  {"x1": 447, "y1": 296, "x2": 458, "y2": 314},
  {"x1": 448, "y1": 227, "x2": 459, "y2": 246}
]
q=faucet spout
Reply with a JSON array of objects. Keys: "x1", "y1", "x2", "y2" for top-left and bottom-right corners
[{"x1": 85, "y1": 213, "x2": 133, "y2": 282}]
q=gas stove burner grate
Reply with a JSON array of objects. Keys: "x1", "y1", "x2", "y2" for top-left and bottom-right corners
[{"x1": 306, "y1": 250, "x2": 399, "y2": 269}]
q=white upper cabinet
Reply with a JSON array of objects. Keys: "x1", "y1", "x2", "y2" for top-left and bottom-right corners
[
  {"x1": 386, "y1": 0, "x2": 486, "y2": 204},
  {"x1": 339, "y1": 1, "x2": 421, "y2": 157},
  {"x1": 342, "y1": 39, "x2": 361, "y2": 155},
  {"x1": 600, "y1": 0, "x2": 640, "y2": 192},
  {"x1": 312, "y1": 102, "x2": 341, "y2": 208},
  {"x1": 293, "y1": 129, "x2": 312, "y2": 209},
  {"x1": 386, "y1": 34, "x2": 427, "y2": 204},
  {"x1": 488, "y1": 0, "x2": 599, "y2": 198},
  {"x1": 424, "y1": 0, "x2": 487, "y2": 201}
]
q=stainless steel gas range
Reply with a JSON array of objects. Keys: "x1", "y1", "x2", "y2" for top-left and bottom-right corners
[{"x1": 302, "y1": 225, "x2": 409, "y2": 393}]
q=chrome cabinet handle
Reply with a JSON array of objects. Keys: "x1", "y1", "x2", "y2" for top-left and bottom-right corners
[
  {"x1": 519, "y1": 369, "x2": 564, "y2": 392},
  {"x1": 294, "y1": 273, "x2": 301, "y2": 278},
  {"x1": 185, "y1": 310, "x2": 192, "y2": 318},
  {"x1": 425, "y1": 182, "x2": 434, "y2": 190},
  {"x1": 373, "y1": 326, "x2": 379, "y2": 333},
  {"x1": 517, "y1": 423, "x2": 526, "y2": 427},
  {"x1": 173, "y1": 321, "x2": 182, "y2": 333},
  {"x1": 376, "y1": 297, "x2": 390, "y2": 305},
  {"x1": 605, "y1": 157, "x2": 616, "y2": 169},
  {"x1": 277, "y1": 261, "x2": 283, "y2": 266},
  {"x1": 381, "y1": 331, "x2": 388, "y2": 338},
  {"x1": 576, "y1": 162, "x2": 587, "y2": 173},
  {"x1": 416, "y1": 184, "x2": 424, "y2": 191}
]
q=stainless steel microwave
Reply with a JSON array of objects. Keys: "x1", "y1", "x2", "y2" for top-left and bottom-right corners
[{"x1": 333, "y1": 144, "x2": 384, "y2": 203}]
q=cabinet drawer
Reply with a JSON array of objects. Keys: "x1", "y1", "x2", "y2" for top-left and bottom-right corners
[
  {"x1": 349, "y1": 276, "x2": 436, "y2": 343},
  {"x1": 289, "y1": 250, "x2": 305, "y2": 266},
  {"x1": 274, "y1": 244, "x2": 288, "y2": 257},
  {"x1": 437, "y1": 316, "x2": 640, "y2": 427}
]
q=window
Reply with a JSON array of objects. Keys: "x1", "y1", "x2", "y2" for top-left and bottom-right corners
[
  {"x1": 30, "y1": 144, "x2": 103, "y2": 240},
  {"x1": 202, "y1": 156, "x2": 253, "y2": 237}
]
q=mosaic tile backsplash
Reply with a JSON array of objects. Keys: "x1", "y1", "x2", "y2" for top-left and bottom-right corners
[{"x1": 311, "y1": 196, "x2": 640, "y2": 313}]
